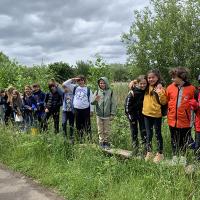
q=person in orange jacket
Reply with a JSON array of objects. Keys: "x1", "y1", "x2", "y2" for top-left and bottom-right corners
[
  {"x1": 189, "y1": 75, "x2": 200, "y2": 160},
  {"x1": 166, "y1": 67, "x2": 195, "y2": 165}
]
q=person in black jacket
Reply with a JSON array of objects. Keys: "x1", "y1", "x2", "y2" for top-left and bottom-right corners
[
  {"x1": 125, "y1": 75, "x2": 148, "y2": 155},
  {"x1": 32, "y1": 83, "x2": 46, "y2": 129},
  {"x1": 22, "y1": 85, "x2": 37, "y2": 132},
  {"x1": 43, "y1": 81, "x2": 63, "y2": 133}
]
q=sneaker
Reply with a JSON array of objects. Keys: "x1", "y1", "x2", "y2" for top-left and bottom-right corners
[
  {"x1": 179, "y1": 156, "x2": 187, "y2": 166},
  {"x1": 145, "y1": 152, "x2": 154, "y2": 162},
  {"x1": 170, "y1": 156, "x2": 179, "y2": 166},
  {"x1": 188, "y1": 141, "x2": 196, "y2": 150},
  {"x1": 153, "y1": 153, "x2": 164, "y2": 163}
]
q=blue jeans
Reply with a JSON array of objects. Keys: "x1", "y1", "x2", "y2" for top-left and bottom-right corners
[
  {"x1": 62, "y1": 111, "x2": 74, "y2": 140},
  {"x1": 144, "y1": 116, "x2": 163, "y2": 153}
]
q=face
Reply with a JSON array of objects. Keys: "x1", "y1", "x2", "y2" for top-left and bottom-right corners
[
  {"x1": 12, "y1": 92, "x2": 18, "y2": 99},
  {"x1": 51, "y1": 86, "x2": 57, "y2": 93},
  {"x1": 77, "y1": 79, "x2": 85, "y2": 87},
  {"x1": 0, "y1": 92, "x2": 5, "y2": 97},
  {"x1": 99, "y1": 80, "x2": 106, "y2": 90},
  {"x1": 63, "y1": 86, "x2": 69, "y2": 93},
  {"x1": 32, "y1": 86, "x2": 39, "y2": 92},
  {"x1": 148, "y1": 73, "x2": 159, "y2": 86},
  {"x1": 25, "y1": 87, "x2": 32, "y2": 96},
  {"x1": 172, "y1": 76, "x2": 183, "y2": 85},
  {"x1": 138, "y1": 79, "x2": 147, "y2": 90}
]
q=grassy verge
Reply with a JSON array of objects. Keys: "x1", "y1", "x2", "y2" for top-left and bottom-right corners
[{"x1": 0, "y1": 123, "x2": 200, "y2": 200}]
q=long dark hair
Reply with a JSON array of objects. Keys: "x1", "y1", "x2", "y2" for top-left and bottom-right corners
[{"x1": 146, "y1": 69, "x2": 164, "y2": 95}]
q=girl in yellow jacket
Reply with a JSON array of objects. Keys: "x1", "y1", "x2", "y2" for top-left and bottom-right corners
[{"x1": 143, "y1": 69, "x2": 167, "y2": 163}]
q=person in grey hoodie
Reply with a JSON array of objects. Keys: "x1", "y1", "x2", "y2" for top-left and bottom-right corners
[{"x1": 92, "y1": 77, "x2": 117, "y2": 148}]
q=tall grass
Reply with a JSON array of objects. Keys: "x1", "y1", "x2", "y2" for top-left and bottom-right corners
[{"x1": 0, "y1": 83, "x2": 199, "y2": 200}]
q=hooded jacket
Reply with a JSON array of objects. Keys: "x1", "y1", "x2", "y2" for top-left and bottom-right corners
[
  {"x1": 166, "y1": 82, "x2": 195, "y2": 128},
  {"x1": 91, "y1": 77, "x2": 117, "y2": 118},
  {"x1": 125, "y1": 87, "x2": 145, "y2": 121}
]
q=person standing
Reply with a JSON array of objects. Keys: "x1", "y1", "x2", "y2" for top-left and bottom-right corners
[{"x1": 92, "y1": 77, "x2": 117, "y2": 148}]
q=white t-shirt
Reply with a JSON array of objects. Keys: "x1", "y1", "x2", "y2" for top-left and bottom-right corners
[{"x1": 63, "y1": 79, "x2": 94, "y2": 111}]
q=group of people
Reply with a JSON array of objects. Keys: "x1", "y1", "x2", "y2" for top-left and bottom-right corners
[
  {"x1": 0, "y1": 66, "x2": 200, "y2": 165},
  {"x1": 0, "y1": 76, "x2": 116, "y2": 148},
  {"x1": 125, "y1": 67, "x2": 200, "y2": 165}
]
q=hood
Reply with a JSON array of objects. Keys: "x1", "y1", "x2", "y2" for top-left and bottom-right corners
[{"x1": 98, "y1": 77, "x2": 110, "y2": 90}]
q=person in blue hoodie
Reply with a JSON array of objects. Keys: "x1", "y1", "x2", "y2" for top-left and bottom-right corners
[
  {"x1": 22, "y1": 85, "x2": 37, "y2": 132},
  {"x1": 32, "y1": 83, "x2": 46, "y2": 129},
  {"x1": 62, "y1": 84, "x2": 74, "y2": 143}
]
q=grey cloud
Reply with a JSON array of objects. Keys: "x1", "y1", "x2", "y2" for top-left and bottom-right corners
[{"x1": 0, "y1": 0, "x2": 149, "y2": 66}]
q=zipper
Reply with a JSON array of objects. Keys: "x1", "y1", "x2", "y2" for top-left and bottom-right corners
[
  {"x1": 103, "y1": 92, "x2": 105, "y2": 117},
  {"x1": 175, "y1": 87, "x2": 180, "y2": 127}
]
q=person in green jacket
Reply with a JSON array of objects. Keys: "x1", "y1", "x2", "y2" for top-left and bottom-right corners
[{"x1": 92, "y1": 77, "x2": 117, "y2": 148}]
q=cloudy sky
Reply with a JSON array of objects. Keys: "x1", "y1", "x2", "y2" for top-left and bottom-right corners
[{"x1": 0, "y1": 0, "x2": 149, "y2": 66}]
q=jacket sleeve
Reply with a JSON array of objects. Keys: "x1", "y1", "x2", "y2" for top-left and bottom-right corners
[
  {"x1": 63, "y1": 79, "x2": 77, "y2": 93},
  {"x1": 124, "y1": 92, "x2": 134, "y2": 121},
  {"x1": 157, "y1": 89, "x2": 167, "y2": 105},
  {"x1": 110, "y1": 91, "x2": 117, "y2": 116}
]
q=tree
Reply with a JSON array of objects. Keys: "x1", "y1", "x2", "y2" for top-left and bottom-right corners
[
  {"x1": 122, "y1": 0, "x2": 200, "y2": 83},
  {"x1": 48, "y1": 62, "x2": 74, "y2": 83},
  {"x1": 75, "y1": 60, "x2": 92, "y2": 77}
]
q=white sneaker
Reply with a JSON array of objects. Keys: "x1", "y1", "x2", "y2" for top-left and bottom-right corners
[{"x1": 179, "y1": 156, "x2": 187, "y2": 166}]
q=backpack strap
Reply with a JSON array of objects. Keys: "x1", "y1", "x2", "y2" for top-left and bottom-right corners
[
  {"x1": 87, "y1": 87, "x2": 90, "y2": 102},
  {"x1": 73, "y1": 86, "x2": 78, "y2": 96}
]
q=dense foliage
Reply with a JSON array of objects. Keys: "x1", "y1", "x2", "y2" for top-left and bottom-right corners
[{"x1": 122, "y1": 0, "x2": 200, "y2": 83}]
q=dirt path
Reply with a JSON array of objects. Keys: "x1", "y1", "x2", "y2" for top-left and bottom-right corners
[{"x1": 0, "y1": 165, "x2": 65, "y2": 200}]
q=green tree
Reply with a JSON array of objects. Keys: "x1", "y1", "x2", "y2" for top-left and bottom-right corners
[
  {"x1": 122, "y1": 0, "x2": 200, "y2": 83},
  {"x1": 48, "y1": 62, "x2": 74, "y2": 83},
  {"x1": 75, "y1": 60, "x2": 92, "y2": 77}
]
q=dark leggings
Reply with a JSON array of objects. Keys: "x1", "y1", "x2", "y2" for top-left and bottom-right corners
[
  {"x1": 75, "y1": 107, "x2": 91, "y2": 141},
  {"x1": 144, "y1": 116, "x2": 163, "y2": 153},
  {"x1": 169, "y1": 126, "x2": 191, "y2": 155},
  {"x1": 62, "y1": 111, "x2": 74, "y2": 140},
  {"x1": 129, "y1": 114, "x2": 146, "y2": 148},
  {"x1": 43, "y1": 110, "x2": 60, "y2": 133}
]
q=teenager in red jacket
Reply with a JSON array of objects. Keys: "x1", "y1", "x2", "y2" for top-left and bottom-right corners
[
  {"x1": 166, "y1": 67, "x2": 195, "y2": 165},
  {"x1": 189, "y1": 75, "x2": 200, "y2": 160}
]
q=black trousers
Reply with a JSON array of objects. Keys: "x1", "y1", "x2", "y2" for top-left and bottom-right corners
[
  {"x1": 144, "y1": 116, "x2": 163, "y2": 153},
  {"x1": 43, "y1": 110, "x2": 60, "y2": 134},
  {"x1": 169, "y1": 126, "x2": 191, "y2": 155},
  {"x1": 62, "y1": 111, "x2": 74, "y2": 140},
  {"x1": 4, "y1": 108, "x2": 14, "y2": 125},
  {"x1": 74, "y1": 107, "x2": 91, "y2": 141},
  {"x1": 129, "y1": 113, "x2": 146, "y2": 148}
]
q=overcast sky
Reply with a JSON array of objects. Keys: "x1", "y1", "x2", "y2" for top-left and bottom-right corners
[{"x1": 0, "y1": 0, "x2": 149, "y2": 66}]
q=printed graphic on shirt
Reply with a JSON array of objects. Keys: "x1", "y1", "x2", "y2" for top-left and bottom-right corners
[
  {"x1": 75, "y1": 88, "x2": 88, "y2": 102},
  {"x1": 65, "y1": 96, "x2": 73, "y2": 112}
]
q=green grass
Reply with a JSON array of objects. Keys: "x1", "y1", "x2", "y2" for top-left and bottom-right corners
[
  {"x1": 0, "y1": 84, "x2": 199, "y2": 200},
  {"x1": 0, "y1": 119, "x2": 200, "y2": 200}
]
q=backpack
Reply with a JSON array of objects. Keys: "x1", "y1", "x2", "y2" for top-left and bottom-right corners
[
  {"x1": 154, "y1": 92, "x2": 168, "y2": 117},
  {"x1": 73, "y1": 86, "x2": 90, "y2": 102}
]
